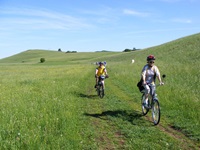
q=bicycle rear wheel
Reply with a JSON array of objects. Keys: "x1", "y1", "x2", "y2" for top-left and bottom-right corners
[
  {"x1": 152, "y1": 99, "x2": 160, "y2": 125},
  {"x1": 141, "y1": 94, "x2": 149, "y2": 115}
]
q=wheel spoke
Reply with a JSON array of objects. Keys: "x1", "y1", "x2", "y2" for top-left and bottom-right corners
[
  {"x1": 141, "y1": 94, "x2": 149, "y2": 115},
  {"x1": 152, "y1": 100, "x2": 160, "y2": 125}
]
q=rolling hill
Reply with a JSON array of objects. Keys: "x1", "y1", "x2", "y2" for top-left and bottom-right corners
[{"x1": 0, "y1": 33, "x2": 199, "y2": 149}]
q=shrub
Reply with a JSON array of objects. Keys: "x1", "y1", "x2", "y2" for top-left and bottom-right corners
[
  {"x1": 40, "y1": 58, "x2": 45, "y2": 63},
  {"x1": 123, "y1": 49, "x2": 132, "y2": 52}
]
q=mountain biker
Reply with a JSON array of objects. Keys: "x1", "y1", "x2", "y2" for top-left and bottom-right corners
[
  {"x1": 95, "y1": 62, "x2": 108, "y2": 89},
  {"x1": 141, "y1": 55, "x2": 164, "y2": 108}
]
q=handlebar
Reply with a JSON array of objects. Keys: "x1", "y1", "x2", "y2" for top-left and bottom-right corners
[{"x1": 96, "y1": 75, "x2": 109, "y2": 79}]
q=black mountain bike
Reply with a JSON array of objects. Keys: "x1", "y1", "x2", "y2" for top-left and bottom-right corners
[
  {"x1": 141, "y1": 74, "x2": 166, "y2": 125},
  {"x1": 96, "y1": 75, "x2": 107, "y2": 98}
]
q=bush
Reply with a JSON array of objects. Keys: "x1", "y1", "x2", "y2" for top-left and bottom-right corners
[
  {"x1": 66, "y1": 51, "x2": 77, "y2": 53},
  {"x1": 40, "y1": 58, "x2": 45, "y2": 63},
  {"x1": 123, "y1": 49, "x2": 132, "y2": 52}
]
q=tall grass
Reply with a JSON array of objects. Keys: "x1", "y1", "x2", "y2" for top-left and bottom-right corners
[{"x1": 0, "y1": 33, "x2": 199, "y2": 149}]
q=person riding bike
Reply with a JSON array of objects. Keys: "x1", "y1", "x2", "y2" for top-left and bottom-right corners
[
  {"x1": 141, "y1": 55, "x2": 164, "y2": 108},
  {"x1": 95, "y1": 62, "x2": 108, "y2": 89}
]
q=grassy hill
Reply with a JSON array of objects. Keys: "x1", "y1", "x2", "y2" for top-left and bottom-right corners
[
  {"x1": 0, "y1": 33, "x2": 199, "y2": 149},
  {"x1": 0, "y1": 49, "x2": 122, "y2": 65}
]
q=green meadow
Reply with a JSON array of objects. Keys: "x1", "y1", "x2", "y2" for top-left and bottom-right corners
[{"x1": 0, "y1": 33, "x2": 199, "y2": 149}]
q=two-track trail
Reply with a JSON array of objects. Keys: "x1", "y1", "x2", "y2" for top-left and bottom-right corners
[{"x1": 80, "y1": 71, "x2": 199, "y2": 150}]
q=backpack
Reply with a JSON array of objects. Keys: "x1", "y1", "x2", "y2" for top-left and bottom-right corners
[
  {"x1": 137, "y1": 66, "x2": 156, "y2": 92},
  {"x1": 137, "y1": 78, "x2": 144, "y2": 92}
]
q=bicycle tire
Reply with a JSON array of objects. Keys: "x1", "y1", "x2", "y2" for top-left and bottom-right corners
[
  {"x1": 151, "y1": 99, "x2": 160, "y2": 125},
  {"x1": 99, "y1": 85, "x2": 104, "y2": 98},
  {"x1": 96, "y1": 86, "x2": 100, "y2": 96},
  {"x1": 141, "y1": 94, "x2": 149, "y2": 115}
]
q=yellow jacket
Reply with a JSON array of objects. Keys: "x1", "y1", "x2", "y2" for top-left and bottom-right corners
[{"x1": 96, "y1": 66, "x2": 106, "y2": 76}]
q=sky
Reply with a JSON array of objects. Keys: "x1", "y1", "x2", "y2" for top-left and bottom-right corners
[{"x1": 0, "y1": 0, "x2": 200, "y2": 59}]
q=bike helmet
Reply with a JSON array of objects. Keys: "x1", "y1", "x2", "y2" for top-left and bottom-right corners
[
  {"x1": 147, "y1": 55, "x2": 156, "y2": 61},
  {"x1": 99, "y1": 62, "x2": 104, "y2": 65}
]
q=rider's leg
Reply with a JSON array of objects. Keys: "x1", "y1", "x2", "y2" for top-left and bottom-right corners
[
  {"x1": 150, "y1": 85, "x2": 156, "y2": 99},
  {"x1": 102, "y1": 80, "x2": 105, "y2": 89},
  {"x1": 95, "y1": 77, "x2": 99, "y2": 88},
  {"x1": 96, "y1": 77, "x2": 98, "y2": 85},
  {"x1": 144, "y1": 84, "x2": 150, "y2": 104}
]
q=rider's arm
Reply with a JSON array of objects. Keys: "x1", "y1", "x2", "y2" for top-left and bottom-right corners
[
  {"x1": 142, "y1": 74, "x2": 146, "y2": 84},
  {"x1": 157, "y1": 75, "x2": 164, "y2": 85},
  {"x1": 104, "y1": 68, "x2": 107, "y2": 75},
  {"x1": 95, "y1": 68, "x2": 98, "y2": 77},
  {"x1": 141, "y1": 66, "x2": 147, "y2": 84},
  {"x1": 157, "y1": 75, "x2": 162, "y2": 83},
  {"x1": 155, "y1": 66, "x2": 164, "y2": 85}
]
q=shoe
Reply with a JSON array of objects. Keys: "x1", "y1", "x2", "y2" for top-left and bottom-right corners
[
  {"x1": 94, "y1": 84, "x2": 97, "y2": 88},
  {"x1": 143, "y1": 102, "x2": 149, "y2": 109}
]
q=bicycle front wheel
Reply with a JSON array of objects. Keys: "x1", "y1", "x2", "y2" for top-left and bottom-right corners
[
  {"x1": 152, "y1": 99, "x2": 160, "y2": 125},
  {"x1": 96, "y1": 86, "x2": 100, "y2": 96},
  {"x1": 141, "y1": 94, "x2": 149, "y2": 115},
  {"x1": 99, "y1": 85, "x2": 104, "y2": 98}
]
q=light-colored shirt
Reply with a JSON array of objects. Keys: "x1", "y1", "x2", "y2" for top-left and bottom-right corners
[{"x1": 141, "y1": 64, "x2": 160, "y2": 84}]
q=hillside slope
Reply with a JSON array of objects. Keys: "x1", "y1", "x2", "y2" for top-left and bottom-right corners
[
  {"x1": 1, "y1": 33, "x2": 199, "y2": 65},
  {"x1": 0, "y1": 33, "x2": 199, "y2": 148},
  {"x1": 0, "y1": 49, "x2": 121, "y2": 64}
]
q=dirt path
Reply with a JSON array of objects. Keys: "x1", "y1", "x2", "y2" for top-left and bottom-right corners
[
  {"x1": 159, "y1": 124, "x2": 199, "y2": 149},
  {"x1": 107, "y1": 79, "x2": 200, "y2": 150},
  {"x1": 83, "y1": 77, "x2": 199, "y2": 150},
  {"x1": 83, "y1": 84, "x2": 126, "y2": 150}
]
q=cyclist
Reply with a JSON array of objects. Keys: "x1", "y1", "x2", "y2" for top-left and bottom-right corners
[
  {"x1": 95, "y1": 62, "x2": 108, "y2": 89},
  {"x1": 141, "y1": 55, "x2": 164, "y2": 108}
]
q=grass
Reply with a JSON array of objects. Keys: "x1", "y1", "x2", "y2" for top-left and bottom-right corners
[{"x1": 0, "y1": 33, "x2": 199, "y2": 149}]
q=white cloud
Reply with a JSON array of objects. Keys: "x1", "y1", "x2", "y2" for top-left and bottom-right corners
[
  {"x1": 125, "y1": 27, "x2": 200, "y2": 35},
  {"x1": 0, "y1": 7, "x2": 92, "y2": 31},
  {"x1": 123, "y1": 9, "x2": 150, "y2": 17},
  {"x1": 79, "y1": 6, "x2": 119, "y2": 24},
  {"x1": 172, "y1": 18, "x2": 192, "y2": 23}
]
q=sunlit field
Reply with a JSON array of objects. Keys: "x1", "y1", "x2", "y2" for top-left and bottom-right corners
[{"x1": 0, "y1": 33, "x2": 199, "y2": 149}]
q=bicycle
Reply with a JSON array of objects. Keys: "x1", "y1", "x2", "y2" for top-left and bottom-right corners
[
  {"x1": 96, "y1": 75, "x2": 108, "y2": 98},
  {"x1": 141, "y1": 74, "x2": 166, "y2": 125}
]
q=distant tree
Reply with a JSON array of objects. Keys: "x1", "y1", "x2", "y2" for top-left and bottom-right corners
[
  {"x1": 66, "y1": 51, "x2": 77, "y2": 53},
  {"x1": 40, "y1": 58, "x2": 45, "y2": 63},
  {"x1": 123, "y1": 47, "x2": 140, "y2": 52},
  {"x1": 123, "y1": 49, "x2": 132, "y2": 52},
  {"x1": 58, "y1": 48, "x2": 62, "y2": 52}
]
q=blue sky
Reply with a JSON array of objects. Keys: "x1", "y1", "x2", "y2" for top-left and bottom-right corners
[{"x1": 0, "y1": 0, "x2": 200, "y2": 59}]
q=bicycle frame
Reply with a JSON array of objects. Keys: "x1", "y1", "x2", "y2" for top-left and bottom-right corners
[{"x1": 96, "y1": 76, "x2": 105, "y2": 98}]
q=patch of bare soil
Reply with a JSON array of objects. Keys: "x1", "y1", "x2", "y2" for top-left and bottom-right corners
[
  {"x1": 145, "y1": 115, "x2": 199, "y2": 150},
  {"x1": 92, "y1": 119, "x2": 126, "y2": 150},
  {"x1": 85, "y1": 83, "x2": 126, "y2": 150}
]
